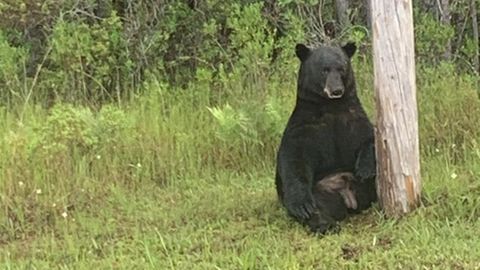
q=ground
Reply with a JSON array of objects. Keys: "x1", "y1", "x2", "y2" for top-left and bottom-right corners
[{"x1": 3, "y1": 165, "x2": 480, "y2": 269}]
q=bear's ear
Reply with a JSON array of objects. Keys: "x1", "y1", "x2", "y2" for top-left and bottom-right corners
[
  {"x1": 295, "y1": 43, "x2": 311, "y2": 61},
  {"x1": 342, "y1": 42, "x2": 356, "y2": 58}
]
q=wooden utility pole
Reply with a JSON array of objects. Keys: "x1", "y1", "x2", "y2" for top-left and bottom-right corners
[{"x1": 371, "y1": 0, "x2": 422, "y2": 217}]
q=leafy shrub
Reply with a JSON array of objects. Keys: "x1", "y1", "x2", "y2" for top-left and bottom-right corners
[
  {"x1": 414, "y1": 9, "x2": 455, "y2": 63},
  {"x1": 95, "y1": 104, "x2": 134, "y2": 147},
  {"x1": 36, "y1": 104, "x2": 97, "y2": 156},
  {"x1": 208, "y1": 95, "x2": 291, "y2": 149},
  {"x1": 45, "y1": 13, "x2": 131, "y2": 104},
  {"x1": 208, "y1": 104, "x2": 260, "y2": 146}
]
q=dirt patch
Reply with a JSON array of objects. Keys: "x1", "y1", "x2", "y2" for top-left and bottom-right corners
[{"x1": 341, "y1": 244, "x2": 361, "y2": 261}]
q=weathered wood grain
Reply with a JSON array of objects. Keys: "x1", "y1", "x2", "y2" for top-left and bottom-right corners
[{"x1": 371, "y1": 0, "x2": 422, "y2": 217}]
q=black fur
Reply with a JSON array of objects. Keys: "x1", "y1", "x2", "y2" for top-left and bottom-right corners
[{"x1": 275, "y1": 43, "x2": 377, "y2": 233}]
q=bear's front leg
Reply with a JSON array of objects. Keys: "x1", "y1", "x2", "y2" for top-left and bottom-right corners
[{"x1": 283, "y1": 180, "x2": 316, "y2": 221}]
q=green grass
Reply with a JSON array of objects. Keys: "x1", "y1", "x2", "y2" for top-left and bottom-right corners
[{"x1": 2, "y1": 61, "x2": 480, "y2": 269}]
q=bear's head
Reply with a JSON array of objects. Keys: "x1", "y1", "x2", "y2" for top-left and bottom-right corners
[{"x1": 295, "y1": 42, "x2": 357, "y2": 102}]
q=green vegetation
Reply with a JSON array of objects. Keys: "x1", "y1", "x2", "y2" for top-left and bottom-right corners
[
  {"x1": 2, "y1": 60, "x2": 480, "y2": 269},
  {"x1": 1, "y1": 1, "x2": 480, "y2": 269}
]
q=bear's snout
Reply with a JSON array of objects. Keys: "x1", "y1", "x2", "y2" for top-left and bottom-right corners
[
  {"x1": 324, "y1": 87, "x2": 344, "y2": 99},
  {"x1": 330, "y1": 88, "x2": 344, "y2": 98},
  {"x1": 324, "y1": 71, "x2": 345, "y2": 99}
]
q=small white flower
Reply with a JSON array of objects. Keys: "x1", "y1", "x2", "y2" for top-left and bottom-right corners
[
  {"x1": 72, "y1": 218, "x2": 75, "y2": 222},
  {"x1": 452, "y1": 144, "x2": 456, "y2": 148},
  {"x1": 435, "y1": 148, "x2": 440, "y2": 153},
  {"x1": 18, "y1": 181, "x2": 24, "y2": 187},
  {"x1": 96, "y1": 155, "x2": 101, "y2": 160},
  {"x1": 36, "y1": 189, "x2": 42, "y2": 194},
  {"x1": 137, "y1": 163, "x2": 142, "y2": 168},
  {"x1": 52, "y1": 203, "x2": 57, "y2": 207},
  {"x1": 451, "y1": 173, "x2": 458, "y2": 179},
  {"x1": 61, "y1": 212, "x2": 68, "y2": 218}
]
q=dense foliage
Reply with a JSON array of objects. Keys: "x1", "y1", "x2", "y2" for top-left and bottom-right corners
[{"x1": 0, "y1": 0, "x2": 478, "y2": 105}]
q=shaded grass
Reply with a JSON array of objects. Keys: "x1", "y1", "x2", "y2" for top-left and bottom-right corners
[{"x1": 2, "y1": 61, "x2": 480, "y2": 269}]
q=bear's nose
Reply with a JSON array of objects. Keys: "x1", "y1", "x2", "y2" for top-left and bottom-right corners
[{"x1": 331, "y1": 89, "x2": 344, "y2": 96}]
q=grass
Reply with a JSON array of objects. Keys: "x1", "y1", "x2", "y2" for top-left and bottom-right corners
[{"x1": 1, "y1": 59, "x2": 480, "y2": 269}]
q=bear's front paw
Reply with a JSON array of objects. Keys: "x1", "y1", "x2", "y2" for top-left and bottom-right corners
[
  {"x1": 307, "y1": 210, "x2": 338, "y2": 234},
  {"x1": 284, "y1": 193, "x2": 316, "y2": 221}
]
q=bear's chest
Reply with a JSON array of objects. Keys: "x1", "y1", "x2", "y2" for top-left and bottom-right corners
[
  {"x1": 302, "y1": 111, "x2": 372, "y2": 168},
  {"x1": 316, "y1": 110, "x2": 370, "y2": 140}
]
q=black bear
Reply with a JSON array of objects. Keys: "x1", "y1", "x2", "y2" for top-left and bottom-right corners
[{"x1": 275, "y1": 42, "x2": 377, "y2": 233}]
